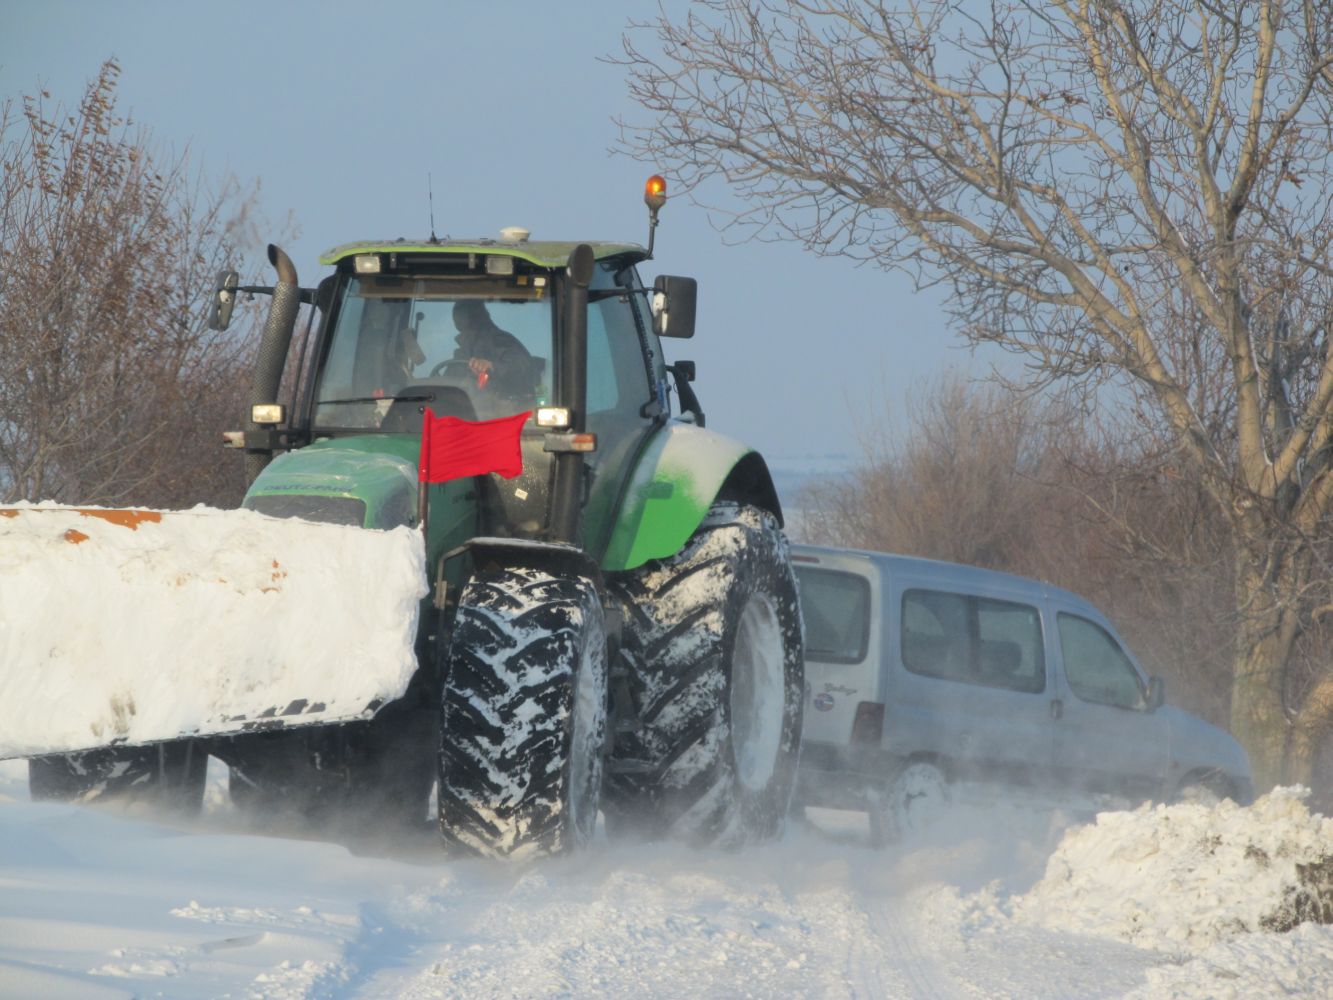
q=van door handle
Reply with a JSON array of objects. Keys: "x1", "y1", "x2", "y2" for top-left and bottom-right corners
[{"x1": 1050, "y1": 699, "x2": 1063, "y2": 720}]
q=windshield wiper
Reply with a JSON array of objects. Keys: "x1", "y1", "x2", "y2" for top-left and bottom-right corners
[{"x1": 318, "y1": 393, "x2": 437, "y2": 406}]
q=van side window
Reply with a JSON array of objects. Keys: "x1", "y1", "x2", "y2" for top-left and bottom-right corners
[
  {"x1": 794, "y1": 568, "x2": 870, "y2": 663},
  {"x1": 1057, "y1": 613, "x2": 1145, "y2": 710},
  {"x1": 901, "y1": 589, "x2": 1046, "y2": 693},
  {"x1": 977, "y1": 599, "x2": 1046, "y2": 693}
]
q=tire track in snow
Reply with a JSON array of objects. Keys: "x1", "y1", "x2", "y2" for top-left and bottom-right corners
[
  {"x1": 846, "y1": 890, "x2": 969, "y2": 1000},
  {"x1": 346, "y1": 848, "x2": 869, "y2": 998}
]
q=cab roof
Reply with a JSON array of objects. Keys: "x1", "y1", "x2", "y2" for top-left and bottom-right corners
[{"x1": 319, "y1": 238, "x2": 647, "y2": 269}]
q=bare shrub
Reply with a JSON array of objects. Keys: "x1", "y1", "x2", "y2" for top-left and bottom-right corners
[{"x1": 0, "y1": 59, "x2": 270, "y2": 509}]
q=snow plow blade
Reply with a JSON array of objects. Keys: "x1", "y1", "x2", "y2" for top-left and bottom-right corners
[{"x1": 0, "y1": 505, "x2": 428, "y2": 760}]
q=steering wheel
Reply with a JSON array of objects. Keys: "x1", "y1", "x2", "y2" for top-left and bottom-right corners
[
  {"x1": 429, "y1": 354, "x2": 487, "y2": 381},
  {"x1": 429, "y1": 357, "x2": 475, "y2": 379}
]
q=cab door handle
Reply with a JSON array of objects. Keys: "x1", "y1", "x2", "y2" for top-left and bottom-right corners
[{"x1": 1050, "y1": 699, "x2": 1063, "y2": 721}]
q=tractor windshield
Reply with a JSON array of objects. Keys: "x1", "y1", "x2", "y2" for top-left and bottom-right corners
[{"x1": 311, "y1": 273, "x2": 552, "y2": 431}]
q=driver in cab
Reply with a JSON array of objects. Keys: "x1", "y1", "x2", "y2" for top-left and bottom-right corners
[{"x1": 451, "y1": 300, "x2": 536, "y2": 399}]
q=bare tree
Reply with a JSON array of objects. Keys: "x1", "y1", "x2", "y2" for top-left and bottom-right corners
[
  {"x1": 0, "y1": 59, "x2": 269, "y2": 509},
  {"x1": 617, "y1": 0, "x2": 1333, "y2": 788}
]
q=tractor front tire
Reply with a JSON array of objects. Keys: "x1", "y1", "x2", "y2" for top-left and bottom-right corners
[
  {"x1": 605, "y1": 501, "x2": 804, "y2": 847},
  {"x1": 438, "y1": 566, "x2": 608, "y2": 859},
  {"x1": 28, "y1": 742, "x2": 208, "y2": 814}
]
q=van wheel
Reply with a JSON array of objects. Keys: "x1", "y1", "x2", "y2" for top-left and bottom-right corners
[
  {"x1": 868, "y1": 761, "x2": 949, "y2": 846},
  {"x1": 604, "y1": 502, "x2": 804, "y2": 847},
  {"x1": 1173, "y1": 771, "x2": 1233, "y2": 807}
]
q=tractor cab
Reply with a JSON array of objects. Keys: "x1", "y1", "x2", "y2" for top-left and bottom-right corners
[
  {"x1": 306, "y1": 239, "x2": 656, "y2": 434},
  {"x1": 277, "y1": 237, "x2": 675, "y2": 555}
]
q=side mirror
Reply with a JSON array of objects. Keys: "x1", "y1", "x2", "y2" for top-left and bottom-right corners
[
  {"x1": 207, "y1": 269, "x2": 240, "y2": 331},
  {"x1": 1147, "y1": 676, "x2": 1165, "y2": 711},
  {"x1": 652, "y1": 275, "x2": 697, "y2": 339}
]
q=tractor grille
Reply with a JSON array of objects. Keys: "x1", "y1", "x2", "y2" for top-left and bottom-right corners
[{"x1": 245, "y1": 495, "x2": 367, "y2": 527}]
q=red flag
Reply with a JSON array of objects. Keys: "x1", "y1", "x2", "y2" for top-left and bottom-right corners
[{"x1": 418, "y1": 409, "x2": 531, "y2": 484}]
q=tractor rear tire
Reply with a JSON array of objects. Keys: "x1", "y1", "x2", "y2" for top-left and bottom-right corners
[
  {"x1": 604, "y1": 501, "x2": 804, "y2": 847},
  {"x1": 28, "y1": 742, "x2": 208, "y2": 814},
  {"x1": 438, "y1": 566, "x2": 608, "y2": 859}
]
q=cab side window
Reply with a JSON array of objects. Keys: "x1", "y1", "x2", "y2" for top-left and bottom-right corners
[
  {"x1": 1057, "y1": 613, "x2": 1145, "y2": 710},
  {"x1": 587, "y1": 263, "x2": 653, "y2": 417},
  {"x1": 901, "y1": 589, "x2": 1046, "y2": 694}
]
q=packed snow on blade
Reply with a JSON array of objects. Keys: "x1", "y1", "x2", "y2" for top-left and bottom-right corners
[{"x1": 0, "y1": 504, "x2": 428, "y2": 759}]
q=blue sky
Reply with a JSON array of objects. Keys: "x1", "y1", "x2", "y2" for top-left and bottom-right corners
[{"x1": 2, "y1": 0, "x2": 989, "y2": 469}]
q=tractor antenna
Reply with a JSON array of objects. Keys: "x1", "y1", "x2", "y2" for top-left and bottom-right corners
[{"x1": 427, "y1": 173, "x2": 439, "y2": 245}]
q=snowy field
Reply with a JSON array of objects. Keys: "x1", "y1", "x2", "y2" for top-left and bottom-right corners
[{"x1": 2, "y1": 759, "x2": 1330, "y2": 1000}]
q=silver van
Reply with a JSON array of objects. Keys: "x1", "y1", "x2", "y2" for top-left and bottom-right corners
[{"x1": 791, "y1": 545, "x2": 1253, "y2": 841}]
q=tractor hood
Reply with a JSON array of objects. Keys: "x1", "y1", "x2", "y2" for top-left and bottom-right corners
[{"x1": 243, "y1": 436, "x2": 419, "y2": 530}]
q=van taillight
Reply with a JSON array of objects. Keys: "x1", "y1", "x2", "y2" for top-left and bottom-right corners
[{"x1": 851, "y1": 701, "x2": 885, "y2": 745}]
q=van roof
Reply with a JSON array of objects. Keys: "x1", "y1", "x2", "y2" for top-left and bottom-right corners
[{"x1": 789, "y1": 543, "x2": 1098, "y2": 612}]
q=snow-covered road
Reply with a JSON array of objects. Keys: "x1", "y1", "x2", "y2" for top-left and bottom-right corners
[{"x1": 3, "y1": 760, "x2": 1329, "y2": 999}]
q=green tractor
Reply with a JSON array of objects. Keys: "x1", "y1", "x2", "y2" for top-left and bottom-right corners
[{"x1": 18, "y1": 180, "x2": 805, "y2": 857}]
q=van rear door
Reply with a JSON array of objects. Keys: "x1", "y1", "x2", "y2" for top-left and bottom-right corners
[{"x1": 791, "y1": 551, "x2": 880, "y2": 745}]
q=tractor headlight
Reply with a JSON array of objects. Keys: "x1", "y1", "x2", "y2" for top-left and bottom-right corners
[
  {"x1": 251, "y1": 403, "x2": 285, "y2": 426},
  {"x1": 536, "y1": 407, "x2": 571, "y2": 428}
]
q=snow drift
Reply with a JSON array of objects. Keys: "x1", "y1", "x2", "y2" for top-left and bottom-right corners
[{"x1": 1013, "y1": 786, "x2": 1333, "y2": 952}]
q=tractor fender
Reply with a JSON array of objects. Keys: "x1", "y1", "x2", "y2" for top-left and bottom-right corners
[
  {"x1": 452, "y1": 537, "x2": 604, "y2": 589},
  {"x1": 443, "y1": 537, "x2": 618, "y2": 656},
  {"x1": 600, "y1": 421, "x2": 783, "y2": 572}
]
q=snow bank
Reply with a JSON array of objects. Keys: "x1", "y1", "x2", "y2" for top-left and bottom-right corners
[
  {"x1": 0, "y1": 504, "x2": 427, "y2": 758},
  {"x1": 1121, "y1": 923, "x2": 1333, "y2": 1000},
  {"x1": 1013, "y1": 787, "x2": 1333, "y2": 953}
]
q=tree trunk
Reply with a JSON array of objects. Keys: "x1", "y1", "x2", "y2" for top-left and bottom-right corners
[
  {"x1": 1231, "y1": 636, "x2": 1289, "y2": 791},
  {"x1": 1288, "y1": 675, "x2": 1333, "y2": 790},
  {"x1": 1229, "y1": 555, "x2": 1302, "y2": 791}
]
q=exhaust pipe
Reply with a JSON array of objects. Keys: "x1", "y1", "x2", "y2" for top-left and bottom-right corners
[{"x1": 245, "y1": 245, "x2": 301, "y2": 483}]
